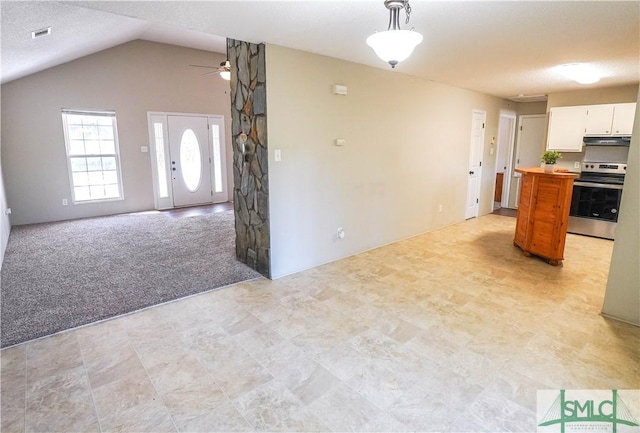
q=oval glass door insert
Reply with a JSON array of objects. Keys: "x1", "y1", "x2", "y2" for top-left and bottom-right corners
[{"x1": 179, "y1": 129, "x2": 202, "y2": 192}]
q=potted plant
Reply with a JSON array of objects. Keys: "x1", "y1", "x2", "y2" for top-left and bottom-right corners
[{"x1": 541, "y1": 150, "x2": 562, "y2": 173}]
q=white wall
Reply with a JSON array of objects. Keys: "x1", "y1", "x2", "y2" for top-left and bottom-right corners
[
  {"x1": 547, "y1": 85, "x2": 638, "y2": 108},
  {"x1": 265, "y1": 45, "x2": 514, "y2": 278},
  {"x1": 602, "y1": 88, "x2": 640, "y2": 326},
  {"x1": 1, "y1": 40, "x2": 232, "y2": 225},
  {"x1": 496, "y1": 116, "x2": 512, "y2": 174}
]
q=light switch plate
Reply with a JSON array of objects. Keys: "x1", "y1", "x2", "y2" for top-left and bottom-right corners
[
  {"x1": 332, "y1": 84, "x2": 348, "y2": 95},
  {"x1": 274, "y1": 149, "x2": 282, "y2": 161}
]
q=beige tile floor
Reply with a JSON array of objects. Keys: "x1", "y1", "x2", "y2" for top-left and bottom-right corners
[{"x1": 1, "y1": 214, "x2": 638, "y2": 432}]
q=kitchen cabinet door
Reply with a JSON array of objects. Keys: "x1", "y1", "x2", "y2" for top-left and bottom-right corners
[
  {"x1": 546, "y1": 106, "x2": 587, "y2": 152},
  {"x1": 611, "y1": 103, "x2": 637, "y2": 136},
  {"x1": 585, "y1": 104, "x2": 614, "y2": 136}
]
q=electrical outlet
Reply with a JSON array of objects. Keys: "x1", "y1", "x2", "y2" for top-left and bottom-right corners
[
  {"x1": 337, "y1": 227, "x2": 345, "y2": 239},
  {"x1": 62, "y1": 199, "x2": 68, "y2": 206},
  {"x1": 574, "y1": 161, "x2": 580, "y2": 169},
  {"x1": 438, "y1": 204, "x2": 443, "y2": 213}
]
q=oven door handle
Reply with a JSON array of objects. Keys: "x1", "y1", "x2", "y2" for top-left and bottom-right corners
[{"x1": 574, "y1": 181, "x2": 623, "y2": 190}]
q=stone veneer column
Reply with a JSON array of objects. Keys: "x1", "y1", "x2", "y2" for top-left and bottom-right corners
[{"x1": 228, "y1": 39, "x2": 270, "y2": 277}]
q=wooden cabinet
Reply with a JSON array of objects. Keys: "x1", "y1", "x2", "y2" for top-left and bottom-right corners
[
  {"x1": 585, "y1": 105, "x2": 614, "y2": 136},
  {"x1": 611, "y1": 103, "x2": 637, "y2": 135},
  {"x1": 546, "y1": 106, "x2": 587, "y2": 152},
  {"x1": 513, "y1": 168, "x2": 578, "y2": 265}
]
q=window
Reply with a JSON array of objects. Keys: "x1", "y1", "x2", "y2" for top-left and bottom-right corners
[
  {"x1": 61, "y1": 110, "x2": 123, "y2": 203},
  {"x1": 153, "y1": 122, "x2": 169, "y2": 198},
  {"x1": 179, "y1": 128, "x2": 202, "y2": 192},
  {"x1": 211, "y1": 124, "x2": 223, "y2": 193}
]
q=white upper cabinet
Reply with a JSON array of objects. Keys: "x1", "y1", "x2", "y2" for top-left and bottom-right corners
[
  {"x1": 547, "y1": 103, "x2": 637, "y2": 152},
  {"x1": 584, "y1": 105, "x2": 614, "y2": 136},
  {"x1": 546, "y1": 106, "x2": 587, "y2": 152},
  {"x1": 611, "y1": 103, "x2": 637, "y2": 136}
]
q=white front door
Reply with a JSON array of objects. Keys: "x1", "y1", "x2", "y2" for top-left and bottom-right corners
[
  {"x1": 167, "y1": 115, "x2": 213, "y2": 207},
  {"x1": 466, "y1": 110, "x2": 486, "y2": 219}
]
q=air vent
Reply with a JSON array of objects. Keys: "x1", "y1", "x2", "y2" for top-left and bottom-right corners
[
  {"x1": 31, "y1": 27, "x2": 52, "y2": 39},
  {"x1": 508, "y1": 94, "x2": 548, "y2": 103}
]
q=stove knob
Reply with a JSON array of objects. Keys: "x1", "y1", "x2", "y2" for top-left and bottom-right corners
[{"x1": 591, "y1": 165, "x2": 595, "y2": 169}]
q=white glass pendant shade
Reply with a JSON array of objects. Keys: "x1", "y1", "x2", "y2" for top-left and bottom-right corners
[
  {"x1": 367, "y1": 29, "x2": 423, "y2": 67},
  {"x1": 219, "y1": 70, "x2": 231, "y2": 80}
]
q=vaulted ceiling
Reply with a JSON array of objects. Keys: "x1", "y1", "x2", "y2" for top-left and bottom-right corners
[{"x1": 2, "y1": 1, "x2": 639, "y2": 100}]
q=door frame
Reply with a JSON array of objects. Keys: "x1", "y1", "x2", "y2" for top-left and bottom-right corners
[
  {"x1": 497, "y1": 110, "x2": 517, "y2": 209},
  {"x1": 147, "y1": 111, "x2": 228, "y2": 210}
]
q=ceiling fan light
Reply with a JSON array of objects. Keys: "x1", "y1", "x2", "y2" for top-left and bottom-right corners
[
  {"x1": 218, "y1": 59, "x2": 231, "y2": 80},
  {"x1": 367, "y1": 30, "x2": 423, "y2": 67}
]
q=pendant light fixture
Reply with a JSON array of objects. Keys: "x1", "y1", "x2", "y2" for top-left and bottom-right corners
[{"x1": 366, "y1": 0, "x2": 423, "y2": 68}]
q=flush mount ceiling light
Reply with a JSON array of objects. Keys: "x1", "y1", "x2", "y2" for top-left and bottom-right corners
[
  {"x1": 558, "y1": 63, "x2": 601, "y2": 84},
  {"x1": 366, "y1": 0, "x2": 423, "y2": 68}
]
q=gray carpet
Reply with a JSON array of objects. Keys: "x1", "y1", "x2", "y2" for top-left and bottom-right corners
[{"x1": 1, "y1": 210, "x2": 261, "y2": 347}]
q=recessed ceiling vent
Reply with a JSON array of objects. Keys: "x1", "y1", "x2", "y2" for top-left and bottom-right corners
[
  {"x1": 508, "y1": 94, "x2": 548, "y2": 103},
  {"x1": 31, "y1": 27, "x2": 52, "y2": 39}
]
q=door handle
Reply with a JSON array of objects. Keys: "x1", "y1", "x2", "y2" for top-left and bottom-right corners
[{"x1": 469, "y1": 171, "x2": 474, "y2": 175}]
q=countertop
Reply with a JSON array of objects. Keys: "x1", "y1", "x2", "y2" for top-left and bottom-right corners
[{"x1": 515, "y1": 167, "x2": 579, "y2": 178}]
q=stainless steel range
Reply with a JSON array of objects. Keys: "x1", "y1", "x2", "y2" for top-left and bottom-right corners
[{"x1": 568, "y1": 136, "x2": 630, "y2": 240}]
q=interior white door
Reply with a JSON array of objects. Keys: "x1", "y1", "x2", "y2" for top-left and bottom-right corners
[
  {"x1": 466, "y1": 110, "x2": 486, "y2": 219},
  {"x1": 167, "y1": 116, "x2": 213, "y2": 207},
  {"x1": 512, "y1": 114, "x2": 546, "y2": 207}
]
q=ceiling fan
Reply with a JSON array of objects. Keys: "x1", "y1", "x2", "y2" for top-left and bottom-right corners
[{"x1": 189, "y1": 60, "x2": 230, "y2": 80}]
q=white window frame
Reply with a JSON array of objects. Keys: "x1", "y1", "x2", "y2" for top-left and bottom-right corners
[
  {"x1": 61, "y1": 109, "x2": 124, "y2": 204},
  {"x1": 147, "y1": 114, "x2": 173, "y2": 209},
  {"x1": 208, "y1": 115, "x2": 228, "y2": 202}
]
